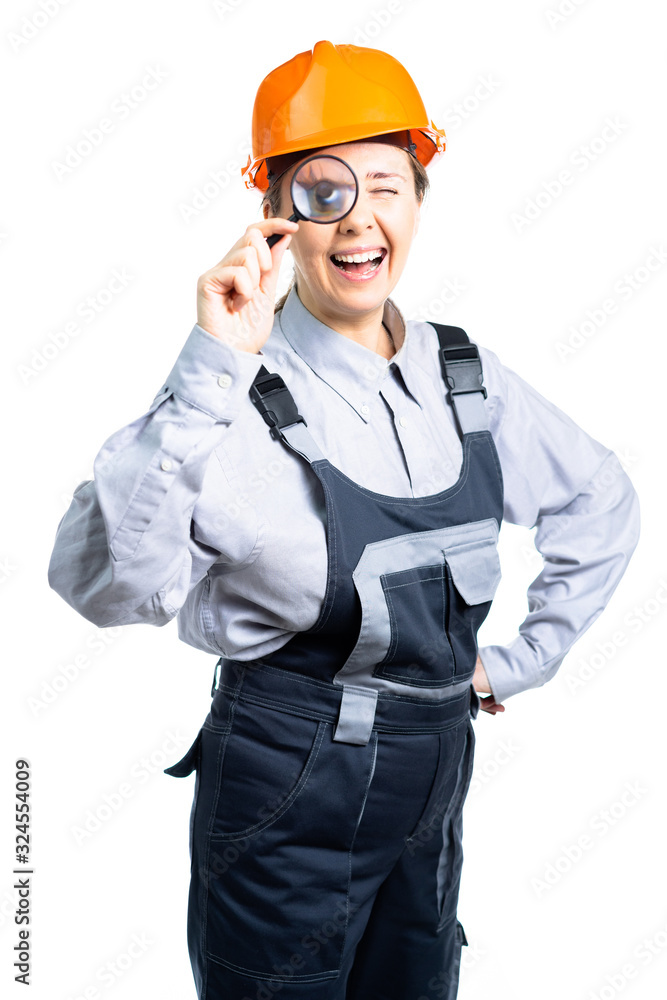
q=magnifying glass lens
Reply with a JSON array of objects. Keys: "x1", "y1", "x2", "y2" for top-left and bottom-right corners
[{"x1": 291, "y1": 156, "x2": 358, "y2": 223}]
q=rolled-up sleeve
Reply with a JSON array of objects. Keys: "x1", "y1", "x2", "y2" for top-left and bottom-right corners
[
  {"x1": 47, "y1": 325, "x2": 265, "y2": 627},
  {"x1": 477, "y1": 354, "x2": 640, "y2": 703}
]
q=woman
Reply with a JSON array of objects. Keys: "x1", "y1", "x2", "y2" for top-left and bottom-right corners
[{"x1": 49, "y1": 41, "x2": 639, "y2": 1000}]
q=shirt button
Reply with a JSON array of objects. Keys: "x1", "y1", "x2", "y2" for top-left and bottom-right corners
[
  {"x1": 399, "y1": 416, "x2": 409, "y2": 427},
  {"x1": 160, "y1": 459, "x2": 173, "y2": 472},
  {"x1": 361, "y1": 404, "x2": 370, "y2": 415},
  {"x1": 217, "y1": 373, "x2": 232, "y2": 388}
]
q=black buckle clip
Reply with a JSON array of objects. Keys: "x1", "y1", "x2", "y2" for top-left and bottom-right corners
[
  {"x1": 249, "y1": 371, "x2": 307, "y2": 441},
  {"x1": 211, "y1": 657, "x2": 221, "y2": 697},
  {"x1": 440, "y1": 344, "x2": 487, "y2": 399}
]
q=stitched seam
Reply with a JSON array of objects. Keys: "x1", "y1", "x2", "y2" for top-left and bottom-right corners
[
  {"x1": 221, "y1": 660, "x2": 473, "y2": 702},
  {"x1": 201, "y1": 681, "x2": 242, "y2": 982},
  {"x1": 220, "y1": 669, "x2": 470, "y2": 706},
  {"x1": 376, "y1": 568, "x2": 457, "y2": 688},
  {"x1": 341, "y1": 731, "x2": 378, "y2": 965},
  {"x1": 216, "y1": 687, "x2": 470, "y2": 735},
  {"x1": 377, "y1": 675, "x2": 457, "y2": 691},
  {"x1": 406, "y1": 718, "x2": 466, "y2": 847},
  {"x1": 381, "y1": 576, "x2": 397, "y2": 664},
  {"x1": 200, "y1": 576, "x2": 225, "y2": 656},
  {"x1": 305, "y1": 467, "x2": 338, "y2": 633},
  {"x1": 381, "y1": 569, "x2": 445, "y2": 590},
  {"x1": 436, "y1": 719, "x2": 475, "y2": 931},
  {"x1": 320, "y1": 434, "x2": 476, "y2": 505},
  {"x1": 444, "y1": 562, "x2": 455, "y2": 675},
  {"x1": 111, "y1": 404, "x2": 191, "y2": 558},
  {"x1": 204, "y1": 950, "x2": 339, "y2": 982},
  {"x1": 221, "y1": 667, "x2": 336, "y2": 695},
  {"x1": 210, "y1": 721, "x2": 327, "y2": 842},
  {"x1": 217, "y1": 686, "x2": 336, "y2": 721}
]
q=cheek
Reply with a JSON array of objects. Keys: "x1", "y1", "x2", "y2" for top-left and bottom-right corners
[
  {"x1": 393, "y1": 213, "x2": 420, "y2": 259},
  {"x1": 292, "y1": 235, "x2": 330, "y2": 271}
]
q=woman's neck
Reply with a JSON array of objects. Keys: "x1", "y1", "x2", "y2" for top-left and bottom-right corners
[{"x1": 296, "y1": 285, "x2": 402, "y2": 358}]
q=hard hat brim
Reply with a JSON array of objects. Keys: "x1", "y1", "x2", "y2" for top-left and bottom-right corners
[{"x1": 243, "y1": 124, "x2": 445, "y2": 191}]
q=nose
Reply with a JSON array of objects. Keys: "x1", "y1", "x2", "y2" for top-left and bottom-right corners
[{"x1": 337, "y1": 188, "x2": 375, "y2": 235}]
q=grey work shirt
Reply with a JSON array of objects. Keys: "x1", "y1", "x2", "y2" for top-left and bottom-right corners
[{"x1": 48, "y1": 285, "x2": 640, "y2": 703}]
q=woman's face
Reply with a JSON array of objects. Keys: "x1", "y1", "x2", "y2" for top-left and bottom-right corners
[{"x1": 267, "y1": 141, "x2": 422, "y2": 326}]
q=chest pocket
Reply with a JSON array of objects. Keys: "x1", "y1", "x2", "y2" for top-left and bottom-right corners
[{"x1": 334, "y1": 518, "x2": 501, "y2": 693}]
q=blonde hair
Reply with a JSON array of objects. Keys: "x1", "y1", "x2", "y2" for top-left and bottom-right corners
[{"x1": 262, "y1": 149, "x2": 429, "y2": 313}]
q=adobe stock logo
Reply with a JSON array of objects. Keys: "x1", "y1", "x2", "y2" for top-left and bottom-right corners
[
  {"x1": 351, "y1": 0, "x2": 408, "y2": 46},
  {"x1": 438, "y1": 75, "x2": 501, "y2": 132},
  {"x1": 564, "y1": 577, "x2": 667, "y2": 695},
  {"x1": 18, "y1": 268, "x2": 134, "y2": 385},
  {"x1": 8, "y1": 0, "x2": 72, "y2": 53},
  {"x1": 585, "y1": 915, "x2": 667, "y2": 1000},
  {"x1": 51, "y1": 67, "x2": 168, "y2": 180},
  {"x1": 554, "y1": 245, "x2": 667, "y2": 361},
  {"x1": 531, "y1": 780, "x2": 648, "y2": 898},
  {"x1": 510, "y1": 117, "x2": 628, "y2": 234},
  {"x1": 545, "y1": 0, "x2": 592, "y2": 29}
]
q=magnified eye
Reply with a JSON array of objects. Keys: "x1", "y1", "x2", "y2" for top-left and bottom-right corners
[
  {"x1": 310, "y1": 181, "x2": 345, "y2": 214},
  {"x1": 291, "y1": 156, "x2": 358, "y2": 223}
]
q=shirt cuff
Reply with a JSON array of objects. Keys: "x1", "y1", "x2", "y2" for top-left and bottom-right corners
[
  {"x1": 159, "y1": 324, "x2": 266, "y2": 422},
  {"x1": 477, "y1": 640, "x2": 543, "y2": 703}
]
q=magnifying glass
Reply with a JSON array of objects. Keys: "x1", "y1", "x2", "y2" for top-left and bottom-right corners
[{"x1": 266, "y1": 154, "x2": 359, "y2": 248}]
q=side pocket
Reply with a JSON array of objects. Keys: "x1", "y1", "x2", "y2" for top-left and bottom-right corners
[
  {"x1": 436, "y1": 718, "x2": 476, "y2": 929},
  {"x1": 163, "y1": 728, "x2": 202, "y2": 777},
  {"x1": 164, "y1": 729, "x2": 204, "y2": 869},
  {"x1": 445, "y1": 920, "x2": 468, "y2": 1000}
]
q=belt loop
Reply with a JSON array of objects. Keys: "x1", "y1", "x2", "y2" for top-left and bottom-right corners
[{"x1": 333, "y1": 685, "x2": 378, "y2": 745}]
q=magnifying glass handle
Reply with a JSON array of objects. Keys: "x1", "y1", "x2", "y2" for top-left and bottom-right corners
[{"x1": 266, "y1": 212, "x2": 299, "y2": 249}]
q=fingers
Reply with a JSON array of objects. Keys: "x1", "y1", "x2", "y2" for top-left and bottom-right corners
[
  {"x1": 245, "y1": 217, "x2": 299, "y2": 254},
  {"x1": 254, "y1": 218, "x2": 300, "y2": 257},
  {"x1": 245, "y1": 226, "x2": 273, "y2": 274},
  {"x1": 197, "y1": 217, "x2": 299, "y2": 332},
  {"x1": 207, "y1": 218, "x2": 297, "y2": 274},
  {"x1": 229, "y1": 266, "x2": 255, "y2": 311},
  {"x1": 240, "y1": 241, "x2": 263, "y2": 290},
  {"x1": 215, "y1": 219, "x2": 298, "y2": 285},
  {"x1": 197, "y1": 264, "x2": 254, "y2": 312},
  {"x1": 479, "y1": 695, "x2": 505, "y2": 715},
  {"x1": 233, "y1": 220, "x2": 297, "y2": 301},
  {"x1": 232, "y1": 234, "x2": 293, "y2": 309},
  {"x1": 251, "y1": 217, "x2": 300, "y2": 241}
]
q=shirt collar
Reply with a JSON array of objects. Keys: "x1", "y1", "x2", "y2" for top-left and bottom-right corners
[{"x1": 276, "y1": 285, "x2": 423, "y2": 422}]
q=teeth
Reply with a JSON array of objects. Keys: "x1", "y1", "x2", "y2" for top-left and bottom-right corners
[{"x1": 333, "y1": 250, "x2": 383, "y2": 263}]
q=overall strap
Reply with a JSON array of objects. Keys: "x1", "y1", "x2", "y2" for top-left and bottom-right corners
[
  {"x1": 249, "y1": 366, "x2": 326, "y2": 463},
  {"x1": 248, "y1": 322, "x2": 489, "y2": 456},
  {"x1": 429, "y1": 322, "x2": 489, "y2": 434}
]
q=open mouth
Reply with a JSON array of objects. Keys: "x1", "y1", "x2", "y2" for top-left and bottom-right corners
[{"x1": 330, "y1": 248, "x2": 387, "y2": 275}]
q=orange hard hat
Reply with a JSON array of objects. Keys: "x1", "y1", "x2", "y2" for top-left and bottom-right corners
[{"x1": 241, "y1": 40, "x2": 446, "y2": 192}]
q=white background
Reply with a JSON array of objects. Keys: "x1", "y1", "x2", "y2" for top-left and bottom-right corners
[{"x1": 2, "y1": 1, "x2": 665, "y2": 998}]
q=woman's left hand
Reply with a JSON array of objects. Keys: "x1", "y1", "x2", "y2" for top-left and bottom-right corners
[{"x1": 473, "y1": 655, "x2": 505, "y2": 715}]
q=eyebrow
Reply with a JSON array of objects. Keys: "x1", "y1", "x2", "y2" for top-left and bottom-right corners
[{"x1": 365, "y1": 171, "x2": 408, "y2": 182}]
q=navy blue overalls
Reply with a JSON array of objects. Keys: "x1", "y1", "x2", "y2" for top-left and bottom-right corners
[{"x1": 165, "y1": 323, "x2": 504, "y2": 1000}]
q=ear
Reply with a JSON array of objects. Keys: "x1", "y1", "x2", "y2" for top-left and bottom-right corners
[{"x1": 262, "y1": 200, "x2": 270, "y2": 220}]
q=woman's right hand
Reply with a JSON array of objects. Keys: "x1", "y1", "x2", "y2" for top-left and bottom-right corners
[
  {"x1": 473, "y1": 655, "x2": 505, "y2": 714},
  {"x1": 196, "y1": 218, "x2": 299, "y2": 353}
]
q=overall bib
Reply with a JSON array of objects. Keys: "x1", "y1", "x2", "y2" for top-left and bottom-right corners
[{"x1": 165, "y1": 324, "x2": 504, "y2": 1000}]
